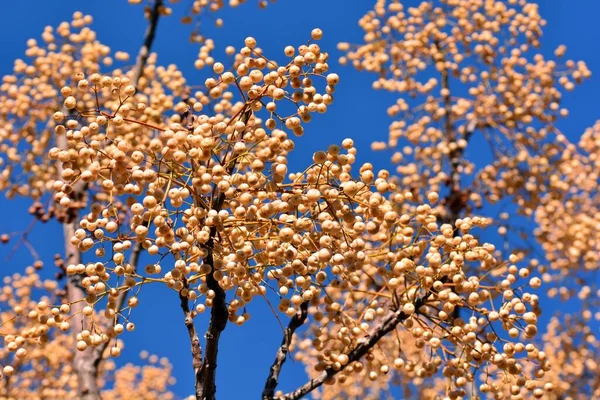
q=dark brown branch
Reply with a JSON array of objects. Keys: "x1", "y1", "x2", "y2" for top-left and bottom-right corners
[
  {"x1": 262, "y1": 302, "x2": 309, "y2": 399},
  {"x1": 197, "y1": 242, "x2": 228, "y2": 400},
  {"x1": 132, "y1": 0, "x2": 163, "y2": 86},
  {"x1": 277, "y1": 297, "x2": 425, "y2": 400},
  {"x1": 192, "y1": 109, "x2": 252, "y2": 399}
]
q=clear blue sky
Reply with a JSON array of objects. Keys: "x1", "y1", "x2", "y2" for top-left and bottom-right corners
[{"x1": 1, "y1": 1, "x2": 600, "y2": 398}]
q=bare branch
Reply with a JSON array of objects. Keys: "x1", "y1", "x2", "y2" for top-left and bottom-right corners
[
  {"x1": 180, "y1": 282, "x2": 204, "y2": 399},
  {"x1": 262, "y1": 302, "x2": 309, "y2": 399},
  {"x1": 132, "y1": 0, "x2": 164, "y2": 86},
  {"x1": 276, "y1": 297, "x2": 425, "y2": 400},
  {"x1": 197, "y1": 244, "x2": 228, "y2": 400}
]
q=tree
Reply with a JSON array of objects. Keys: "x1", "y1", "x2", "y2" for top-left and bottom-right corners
[{"x1": 0, "y1": 0, "x2": 598, "y2": 399}]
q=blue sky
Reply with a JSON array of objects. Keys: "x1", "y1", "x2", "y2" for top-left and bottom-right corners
[{"x1": 1, "y1": 1, "x2": 600, "y2": 398}]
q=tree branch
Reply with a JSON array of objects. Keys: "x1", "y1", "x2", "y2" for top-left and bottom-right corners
[
  {"x1": 180, "y1": 281, "x2": 204, "y2": 399},
  {"x1": 191, "y1": 109, "x2": 250, "y2": 398},
  {"x1": 132, "y1": 0, "x2": 163, "y2": 86},
  {"x1": 197, "y1": 243, "x2": 228, "y2": 400},
  {"x1": 262, "y1": 302, "x2": 309, "y2": 399},
  {"x1": 276, "y1": 297, "x2": 425, "y2": 400}
]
